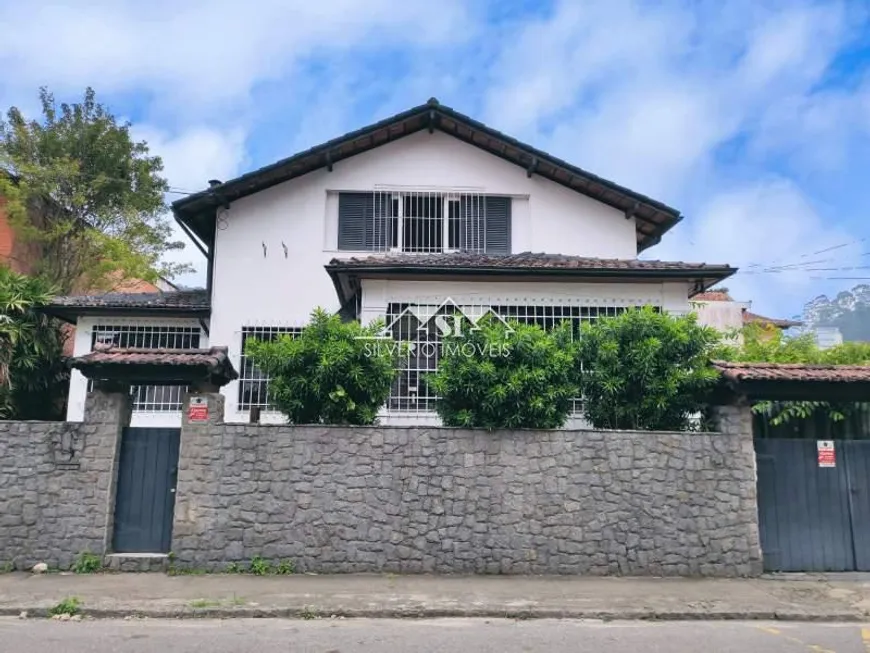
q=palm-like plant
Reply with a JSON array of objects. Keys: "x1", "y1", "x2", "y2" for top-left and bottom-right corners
[{"x1": 0, "y1": 266, "x2": 68, "y2": 420}]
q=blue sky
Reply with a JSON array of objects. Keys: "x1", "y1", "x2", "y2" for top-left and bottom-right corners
[{"x1": 2, "y1": 0, "x2": 870, "y2": 320}]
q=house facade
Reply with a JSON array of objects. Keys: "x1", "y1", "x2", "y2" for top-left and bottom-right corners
[{"x1": 48, "y1": 99, "x2": 735, "y2": 427}]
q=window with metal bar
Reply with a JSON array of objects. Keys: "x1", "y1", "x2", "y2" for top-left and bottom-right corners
[
  {"x1": 238, "y1": 326, "x2": 302, "y2": 411},
  {"x1": 89, "y1": 325, "x2": 201, "y2": 412},
  {"x1": 338, "y1": 190, "x2": 504, "y2": 254},
  {"x1": 382, "y1": 303, "x2": 656, "y2": 415}
]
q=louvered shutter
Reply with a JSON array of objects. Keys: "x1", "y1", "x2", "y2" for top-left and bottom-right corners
[
  {"x1": 338, "y1": 192, "x2": 375, "y2": 251},
  {"x1": 485, "y1": 196, "x2": 511, "y2": 254}
]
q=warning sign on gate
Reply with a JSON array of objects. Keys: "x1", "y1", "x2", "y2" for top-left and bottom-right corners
[
  {"x1": 188, "y1": 396, "x2": 208, "y2": 422},
  {"x1": 817, "y1": 440, "x2": 836, "y2": 468}
]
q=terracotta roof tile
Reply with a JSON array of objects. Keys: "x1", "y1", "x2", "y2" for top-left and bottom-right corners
[
  {"x1": 693, "y1": 290, "x2": 733, "y2": 302},
  {"x1": 712, "y1": 361, "x2": 870, "y2": 383},
  {"x1": 50, "y1": 289, "x2": 209, "y2": 310},
  {"x1": 742, "y1": 311, "x2": 803, "y2": 329},
  {"x1": 328, "y1": 252, "x2": 734, "y2": 273}
]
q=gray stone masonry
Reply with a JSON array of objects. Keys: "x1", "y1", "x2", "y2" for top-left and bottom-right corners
[
  {"x1": 0, "y1": 390, "x2": 130, "y2": 570},
  {"x1": 171, "y1": 396, "x2": 762, "y2": 576}
]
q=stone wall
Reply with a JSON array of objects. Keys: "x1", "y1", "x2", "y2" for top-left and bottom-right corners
[
  {"x1": 172, "y1": 395, "x2": 761, "y2": 576},
  {"x1": 0, "y1": 391, "x2": 129, "y2": 569}
]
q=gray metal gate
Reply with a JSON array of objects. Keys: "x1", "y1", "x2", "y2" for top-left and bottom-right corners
[
  {"x1": 756, "y1": 439, "x2": 870, "y2": 572},
  {"x1": 112, "y1": 427, "x2": 180, "y2": 553}
]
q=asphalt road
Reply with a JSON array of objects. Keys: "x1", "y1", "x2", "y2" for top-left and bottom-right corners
[{"x1": 2, "y1": 618, "x2": 870, "y2": 653}]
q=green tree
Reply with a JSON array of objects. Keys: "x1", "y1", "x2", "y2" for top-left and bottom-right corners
[
  {"x1": 0, "y1": 87, "x2": 189, "y2": 293},
  {"x1": 245, "y1": 309, "x2": 398, "y2": 425},
  {"x1": 429, "y1": 318, "x2": 577, "y2": 430},
  {"x1": 577, "y1": 307, "x2": 720, "y2": 431},
  {"x1": 0, "y1": 266, "x2": 68, "y2": 420}
]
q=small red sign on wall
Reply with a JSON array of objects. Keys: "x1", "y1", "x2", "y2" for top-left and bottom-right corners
[
  {"x1": 188, "y1": 397, "x2": 208, "y2": 422},
  {"x1": 818, "y1": 440, "x2": 836, "y2": 468}
]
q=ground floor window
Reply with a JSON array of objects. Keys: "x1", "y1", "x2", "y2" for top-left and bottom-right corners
[
  {"x1": 383, "y1": 303, "x2": 647, "y2": 415},
  {"x1": 237, "y1": 326, "x2": 302, "y2": 411},
  {"x1": 89, "y1": 324, "x2": 201, "y2": 412}
]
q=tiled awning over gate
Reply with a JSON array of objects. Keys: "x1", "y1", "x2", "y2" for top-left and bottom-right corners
[
  {"x1": 69, "y1": 346, "x2": 238, "y2": 388},
  {"x1": 711, "y1": 361, "x2": 870, "y2": 403}
]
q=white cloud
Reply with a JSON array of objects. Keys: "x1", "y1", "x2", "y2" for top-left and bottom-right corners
[
  {"x1": 655, "y1": 179, "x2": 863, "y2": 318},
  {"x1": 0, "y1": 0, "x2": 470, "y2": 112}
]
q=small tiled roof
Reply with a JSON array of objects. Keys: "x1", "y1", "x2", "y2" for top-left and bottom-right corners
[
  {"x1": 44, "y1": 289, "x2": 210, "y2": 321},
  {"x1": 70, "y1": 346, "x2": 238, "y2": 386},
  {"x1": 743, "y1": 311, "x2": 803, "y2": 329},
  {"x1": 712, "y1": 361, "x2": 870, "y2": 383},
  {"x1": 328, "y1": 252, "x2": 734, "y2": 273}
]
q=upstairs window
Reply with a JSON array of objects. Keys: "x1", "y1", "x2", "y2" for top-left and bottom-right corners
[{"x1": 337, "y1": 191, "x2": 510, "y2": 254}]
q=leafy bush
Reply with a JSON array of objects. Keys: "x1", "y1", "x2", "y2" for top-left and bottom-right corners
[
  {"x1": 248, "y1": 556, "x2": 271, "y2": 576},
  {"x1": 245, "y1": 308, "x2": 398, "y2": 425},
  {"x1": 429, "y1": 317, "x2": 578, "y2": 429},
  {"x1": 72, "y1": 551, "x2": 102, "y2": 574},
  {"x1": 276, "y1": 559, "x2": 296, "y2": 575},
  {"x1": 577, "y1": 307, "x2": 720, "y2": 431},
  {"x1": 0, "y1": 266, "x2": 69, "y2": 420},
  {"x1": 50, "y1": 597, "x2": 81, "y2": 616}
]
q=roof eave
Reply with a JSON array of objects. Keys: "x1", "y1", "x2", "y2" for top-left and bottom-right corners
[
  {"x1": 42, "y1": 305, "x2": 211, "y2": 323},
  {"x1": 173, "y1": 100, "x2": 683, "y2": 247},
  {"x1": 325, "y1": 263, "x2": 736, "y2": 305}
]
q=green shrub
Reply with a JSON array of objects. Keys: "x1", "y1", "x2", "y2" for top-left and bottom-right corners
[
  {"x1": 50, "y1": 597, "x2": 81, "y2": 616},
  {"x1": 72, "y1": 551, "x2": 102, "y2": 574},
  {"x1": 429, "y1": 317, "x2": 578, "y2": 429},
  {"x1": 276, "y1": 559, "x2": 296, "y2": 575},
  {"x1": 245, "y1": 308, "x2": 399, "y2": 425},
  {"x1": 0, "y1": 266, "x2": 69, "y2": 421},
  {"x1": 248, "y1": 556, "x2": 271, "y2": 576},
  {"x1": 577, "y1": 307, "x2": 720, "y2": 431}
]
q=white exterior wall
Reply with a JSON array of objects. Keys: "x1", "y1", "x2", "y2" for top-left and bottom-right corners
[
  {"x1": 66, "y1": 316, "x2": 208, "y2": 428},
  {"x1": 691, "y1": 300, "x2": 749, "y2": 337},
  {"x1": 210, "y1": 130, "x2": 640, "y2": 423}
]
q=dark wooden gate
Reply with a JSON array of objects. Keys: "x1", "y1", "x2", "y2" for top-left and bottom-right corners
[
  {"x1": 112, "y1": 427, "x2": 180, "y2": 553},
  {"x1": 756, "y1": 438, "x2": 870, "y2": 571}
]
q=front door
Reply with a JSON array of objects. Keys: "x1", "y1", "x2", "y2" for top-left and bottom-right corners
[{"x1": 112, "y1": 427, "x2": 180, "y2": 553}]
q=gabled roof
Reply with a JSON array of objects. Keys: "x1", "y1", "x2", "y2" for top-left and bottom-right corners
[
  {"x1": 172, "y1": 98, "x2": 682, "y2": 252},
  {"x1": 325, "y1": 252, "x2": 736, "y2": 306},
  {"x1": 43, "y1": 289, "x2": 210, "y2": 322}
]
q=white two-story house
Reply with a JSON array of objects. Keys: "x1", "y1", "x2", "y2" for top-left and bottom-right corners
[{"x1": 48, "y1": 98, "x2": 735, "y2": 427}]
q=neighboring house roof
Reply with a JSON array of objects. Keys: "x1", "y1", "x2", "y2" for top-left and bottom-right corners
[
  {"x1": 742, "y1": 311, "x2": 803, "y2": 329},
  {"x1": 712, "y1": 361, "x2": 870, "y2": 402},
  {"x1": 43, "y1": 289, "x2": 210, "y2": 322},
  {"x1": 326, "y1": 252, "x2": 736, "y2": 306},
  {"x1": 69, "y1": 345, "x2": 237, "y2": 387},
  {"x1": 172, "y1": 98, "x2": 682, "y2": 252},
  {"x1": 692, "y1": 290, "x2": 734, "y2": 302}
]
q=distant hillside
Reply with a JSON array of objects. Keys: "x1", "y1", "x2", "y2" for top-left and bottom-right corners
[{"x1": 802, "y1": 284, "x2": 870, "y2": 342}]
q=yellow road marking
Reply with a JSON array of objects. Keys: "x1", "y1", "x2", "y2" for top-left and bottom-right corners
[
  {"x1": 754, "y1": 624, "x2": 837, "y2": 653},
  {"x1": 861, "y1": 627, "x2": 870, "y2": 652}
]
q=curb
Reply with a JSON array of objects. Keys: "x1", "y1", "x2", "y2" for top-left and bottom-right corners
[{"x1": 1, "y1": 606, "x2": 866, "y2": 622}]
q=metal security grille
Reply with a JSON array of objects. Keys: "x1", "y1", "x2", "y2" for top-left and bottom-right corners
[
  {"x1": 90, "y1": 325, "x2": 201, "y2": 412},
  {"x1": 238, "y1": 327, "x2": 302, "y2": 411},
  {"x1": 371, "y1": 189, "x2": 486, "y2": 253},
  {"x1": 382, "y1": 303, "x2": 641, "y2": 415}
]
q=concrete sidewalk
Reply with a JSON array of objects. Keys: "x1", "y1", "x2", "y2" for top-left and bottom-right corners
[{"x1": 2, "y1": 573, "x2": 870, "y2": 621}]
